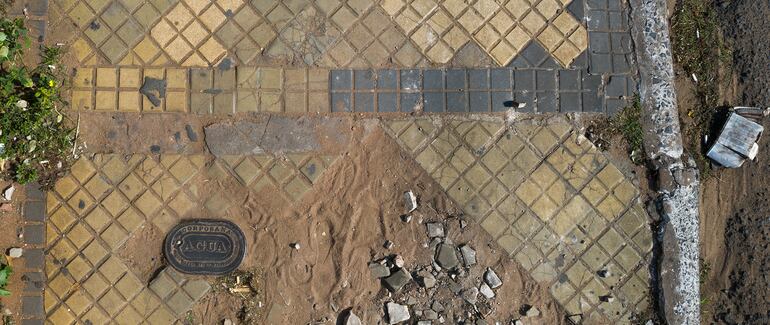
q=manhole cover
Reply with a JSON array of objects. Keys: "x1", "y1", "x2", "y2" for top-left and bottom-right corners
[{"x1": 164, "y1": 220, "x2": 246, "y2": 275}]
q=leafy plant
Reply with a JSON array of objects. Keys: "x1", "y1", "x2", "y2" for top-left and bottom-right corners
[
  {"x1": 0, "y1": 18, "x2": 75, "y2": 186},
  {"x1": 0, "y1": 263, "x2": 11, "y2": 296}
]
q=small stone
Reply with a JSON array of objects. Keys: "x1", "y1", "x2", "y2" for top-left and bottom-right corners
[
  {"x1": 512, "y1": 320, "x2": 524, "y2": 325},
  {"x1": 345, "y1": 312, "x2": 362, "y2": 325},
  {"x1": 431, "y1": 301, "x2": 444, "y2": 312},
  {"x1": 423, "y1": 309, "x2": 438, "y2": 320},
  {"x1": 418, "y1": 271, "x2": 436, "y2": 288},
  {"x1": 386, "y1": 302, "x2": 410, "y2": 324},
  {"x1": 384, "y1": 240, "x2": 395, "y2": 249},
  {"x1": 404, "y1": 191, "x2": 418, "y2": 213},
  {"x1": 0, "y1": 203, "x2": 12, "y2": 212},
  {"x1": 406, "y1": 296, "x2": 418, "y2": 305},
  {"x1": 479, "y1": 283, "x2": 495, "y2": 299},
  {"x1": 401, "y1": 214, "x2": 412, "y2": 222},
  {"x1": 393, "y1": 255, "x2": 405, "y2": 268},
  {"x1": 417, "y1": 321, "x2": 432, "y2": 325},
  {"x1": 599, "y1": 294, "x2": 614, "y2": 303},
  {"x1": 289, "y1": 243, "x2": 300, "y2": 250},
  {"x1": 7, "y1": 247, "x2": 22, "y2": 258},
  {"x1": 463, "y1": 287, "x2": 479, "y2": 304},
  {"x1": 449, "y1": 281, "x2": 463, "y2": 294},
  {"x1": 383, "y1": 268, "x2": 412, "y2": 292},
  {"x1": 520, "y1": 305, "x2": 540, "y2": 318},
  {"x1": 426, "y1": 223, "x2": 445, "y2": 238},
  {"x1": 460, "y1": 219, "x2": 468, "y2": 229},
  {"x1": 483, "y1": 268, "x2": 502, "y2": 289},
  {"x1": 459, "y1": 245, "x2": 476, "y2": 266},
  {"x1": 369, "y1": 262, "x2": 391, "y2": 278},
  {"x1": 435, "y1": 244, "x2": 460, "y2": 269},
  {"x1": 223, "y1": 320, "x2": 234, "y2": 325},
  {"x1": 597, "y1": 269, "x2": 610, "y2": 278},
  {"x1": 2, "y1": 185, "x2": 14, "y2": 201}
]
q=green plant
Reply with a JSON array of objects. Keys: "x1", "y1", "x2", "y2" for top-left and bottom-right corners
[
  {"x1": 611, "y1": 95, "x2": 645, "y2": 164},
  {"x1": 0, "y1": 263, "x2": 11, "y2": 296},
  {"x1": 0, "y1": 18, "x2": 75, "y2": 186}
]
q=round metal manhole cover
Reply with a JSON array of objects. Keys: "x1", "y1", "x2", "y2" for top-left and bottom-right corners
[{"x1": 164, "y1": 220, "x2": 246, "y2": 275}]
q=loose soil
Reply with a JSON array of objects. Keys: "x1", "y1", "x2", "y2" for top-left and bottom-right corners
[
  {"x1": 0, "y1": 181, "x2": 27, "y2": 324},
  {"x1": 671, "y1": 0, "x2": 770, "y2": 323}
]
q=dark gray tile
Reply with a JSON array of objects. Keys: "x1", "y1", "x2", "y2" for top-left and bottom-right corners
[
  {"x1": 609, "y1": 11, "x2": 625, "y2": 31},
  {"x1": 571, "y1": 51, "x2": 589, "y2": 68},
  {"x1": 612, "y1": 54, "x2": 631, "y2": 73},
  {"x1": 330, "y1": 70, "x2": 352, "y2": 90},
  {"x1": 513, "y1": 92, "x2": 534, "y2": 112},
  {"x1": 354, "y1": 70, "x2": 375, "y2": 89},
  {"x1": 608, "y1": 0, "x2": 621, "y2": 10},
  {"x1": 589, "y1": 54, "x2": 612, "y2": 73},
  {"x1": 583, "y1": 91, "x2": 604, "y2": 112},
  {"x1": 26, "y1": 19, "x2": 46, "y2": 43},
  {"x1": 589, "y1": 32, "x2": 611, "y2": 53},
  {"x1": 446, "y1": 69, "x2": 466, "y2": 90},
  {"x1": 560, "y1": 92, "x2": 582, "y2": 112},
  {"x1": 378, "y1": 93, "x2": 397, "y2": 112},
  {"x1": 582, "y1": 74, "x2": 603, "y2": 91},
  {"x1": 469, "y1": 91, "x2": 490, "y2": 112},
  {"x1": 514, "y1": 70, "x2": 535, "y2": 91},
  {"x1": 331, "y1": 93, "x2": 351, "y2": 112},
  {"x1": 447, "y1": 92, "x2": 467, "y2": 112},
  {"x1": 491, "y1": 91, "x2": 514, "y2": 112},
  {"x1": 468, "y1": 69, "x2": 489, "y2": 90},
  {"x1": 354, "y1": 93, "x2": 374, "y2": 112},
  {"x1": 400, "y1": 69, "x2": 421, "y2": 90},
  {"x1": 587, "y1": 0, "x2": 607, "y2": 9},
  {"x1": 606, "y1": 75, "x2": 627, "y2": 97},
  {"x1": 539, "y1": 57, "x2": 561, "y2": 69},
  {"x1": 536, "y1": 92, "x2": 558, "y2": 112},
  {"x1": 612, "y1": 32, "x2": 633, "y2": 53},
  {"x1": 586, "y1": 10, "x2": 609, "y2": 30},
  {"x1": 567, "y1": 0, "x2": 584, "y2": 20},
  {"x1": 559, "y1": 70, "x2": 581, "y2": 90},
  {"x1": 520, "y1": 42, "x2": 549, "y2": 67},
  {"x1": 536, "y1": 70, "x2": 556, "y2": 91},
  {"x1": 490, "y1": 69, "x2": 512, "y2": 89},
  {"x1": 424, "y1": 70, "x2": 444, "y2": 90},
  {"x1": 377, "y1": 70, "x2": 397, "y2": 89},
  {"x1": 24, "y1": 275, "x2": 45, "y2": 293},
  {"x1": 423, "y1": 92, "x2": 445, "y2": 112},
  {"x1": 25, "y1": 183, "x2": 44, "y2": 201},
  {"x1": 606, "y1": 98, "x2": 627, "y2": 114},
  {"x1": 22, "y1": 296, "x2": 43, "y2": 317},
  {"x1": 401, "y1": 93, "x2": 421, "y2": 112},
  {"x1": 24, "y1": 224, "x2": 45, "y2": 245},
  {"x1": 23, "y1": 201, "x2": 45, "y2": 222},
  {"x1": 508, "y1": 55, "x2": 531, "y2": 68}
]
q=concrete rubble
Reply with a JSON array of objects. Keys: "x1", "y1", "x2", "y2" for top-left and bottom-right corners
[{"x1": 386, "y1": 302, "x2": 410, "y2": 324}]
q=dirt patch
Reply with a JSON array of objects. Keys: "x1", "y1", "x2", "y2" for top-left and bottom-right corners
[
  {"x1": 117, "y1": 223, "x2": 165, "y2": 283},
  {"x1": 180, "y1": 125, "x2": 564, "y2": 324},
  {"x1": 0, "y1": 182, "x2": 26, "y2": 324}
]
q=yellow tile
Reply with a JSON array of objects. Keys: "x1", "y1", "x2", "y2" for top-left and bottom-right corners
[
  {"x1": 505, "y1": 0, "x2": 529, "y2": 19},
  {"x1": 474, "y1": 24, "x2": 499, "y2": 50},
  {"x1": 118, "y1": 91, "x2": 141, "y2": 111},
  {"x1": 151, "y1": 19, "x2": 176, "y2": 46},
  {"x1": 182, "y1": 20, "x2": 208, "y2": 46},
  {"x1": 553, "y1": 11, "x2": 579, "y2": 33},
  {"x1": 536, "y1": 0, "x2": 561, "y2": 20},
  {"x1": 520, "y1": 11, "x2": 546, "y2": 35},
  {"x1": 133, "y1": 36, "x2": 160, "y2": 63},
  {"x1": 200, "y1": 6, "x2": 225, "y2": 31},
  {"x1": 94, "y1": 90, "x2": 116, "y2": 111},
  {"x1": 165, "y1": 36, "x2": 193, "y2": 63},
  {"x1": 71, "y1": 90, "x2": 93, "y2": 110},
  {"x1": 569, "y1": 26, "x2": 588, "y2": 50},
  {"x1": 166, "y1": 68, "x2": 188, "y2": 88},
  {"x1": 167, "y1": 3, "x2": 194, "y2": 27},
  {"x1": 199, "y1": 37, "x2": 226, "y2": 63},
  {"x1": 426, "y1": 42, "x2": 453, "y2": 63},
  {"x1": 119, "y1": 68, "x2": 141, "y2": 88},
  {"x1": 490, "y1": 42, "x2": 515, "y2": 65},
  {"x1": 73, "y1": 68, "x2": 93, "y2": 87},
  {"x1": 538, "y1": 25, "x2": 563, "y2": 51},
  {"x1": 49, "y1": 306, "x2": 75, "y2": 325},
  {"x1": 166, "y1": 91, "x2": 188, "y2": 112}
]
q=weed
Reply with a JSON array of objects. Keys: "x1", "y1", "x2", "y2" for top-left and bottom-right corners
[
  {"x1": 0, "y1": 263, "x2": 11, "y2": 296},
  {"x1": 0, "y1": 18, "x2": 75, "y2": 186},
  {"x1": 671, "y1": 0, "x2": 733, "y2": 176},
  {"x1": 587, "y1": 95, "x2": 646, "y2": 164}
]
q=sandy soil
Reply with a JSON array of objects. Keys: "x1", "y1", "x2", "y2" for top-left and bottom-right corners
[
  {"x1": 0, "y1": 181, "x2": 26, "y2": 324},
  {"x1": 177, "y1": 125, "x2": 564, "y2": 324}
]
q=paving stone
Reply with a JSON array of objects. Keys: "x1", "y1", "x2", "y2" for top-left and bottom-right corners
[
  {"x1": 378, "y1": 93, "x2": 398, "y2": 112},
  {"x1": 468, "y1": 69, "x2": 489, "y2": 90},
  {"x1": 383, "y1": 268, "x2": 412, "y2": 292},
  {"x1": 400, "y1": 93, "x2": 421, "y2": 112},
  {"x1": 331, "y1": 93, "x2": 351, "y2": 112},
  {"x1": 446, "y1": 69, "x2": 466, "y2": 90},
  {"x1": 536, "y1": 70, "x2": 556, "y2": 91},
  {"x1": 435, "y1": 243, "x2": 460, "y2": 269},
  {"x1": 354, "y1": 93, "x2": 374, "y2": 112},
  {"x1": 400, "y1": 69, "x2": 420, "y2": 90},
  {"x1": 377, "y1": 70, "x2": 398, "y2": 89},
  {"x1": 537, "y1": 92, "x2": 558, "y2": 112},
  {"x1": 514, "y1": 70, "x2": 535, "y2": 91},
  {"x1": 331, "y1": 70, "x2": 352, "y2": 90},
  {"x1": 24, "y1": 248, "x2": 44, "y2": 270},
  {"x1": 23, "y1": 200, "x2": 46, "y2": 222},
  {"x1": 22, "y1": 296, "x2": 44, "y2": 317},
  {"x1": 491, "y1": 91, "x2": 514, "y2": 112},
  {"x1": 423, "y1": 70, "x2": 444, "y2": 90},
  {"x1": 446, "y1": 92, "x2": 467, "y2": 112},
  {"x1": 560, "y1": 92, "x2": 582, "y2": 112},
  {"x1": 354, "y1": 70, "x2": 375, "y2": 89},
  {"x1": 24, "y1": 224, "x2": 45, "y2": 245},
  {"x1": 423, "y1": 92, "x2": 445, "y2": 113}
]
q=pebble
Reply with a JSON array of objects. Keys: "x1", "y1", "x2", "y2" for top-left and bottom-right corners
[
  {"x1": 484, "y1": 268, "x2": 502, "y2": 289},
  {"x1": 369, "y1": 262, "x2": 391, "y2": 278},
  {"x1": 2, "y1": 186, "x2": 14, "y2": 201},
  {"x1": 345, "y1": 312, "x2": 362, "y2": 325},
  {"x1": 386, "y1": 302, "x2": 410, "y2": 324},
  {"x1": 435, "y1": 243, "x2": 460, "y2": 269},
  {"x1": 462, "y1": 287, "x2": 479, "y2": 305},
  {"x1": 289, "y1": 243, "x2": 300, "y2": 250},
  {"x1": 417, "y1": 321, "x2": 432, "y2": 325},
  {"x1": 223, "y1": 320, "x2": 233, "y2": 325},
  {"x1": 520, "y1": 305, "x2": 540, "y2": 318},
  {"x1": 384, "y1": 240, "x2": 395, "y2": 249},
  {"x1": 383, "y1": 268, "x2": 412, "y2": 292},
  {"x1": 423, "y1": 309, "x2": 438, "y2": 320},
  {"x1": 479, "y1": 283, "x2": 495, "y2": 299},
  {"x1": 401, "y1": 215, "x2": 412, "y2": 222},
  {"x1": 426, "y1": 223, "x2": 445, "y2": 238},
  {"x1": 8, "y1": 247, "x2": 22, "y2": 258},
  {"x1": 460, "y1": 245, "x2": 477, "y2": 266},
  {"x1": 418, "y1": 271, "x2": 436, "y2": 288},
  {"x1": 404, "y1": 191, "x2": 418, "y2": 213},
  {"x1": 393, "y1": 255, "x2": 405, "y2": 268}
]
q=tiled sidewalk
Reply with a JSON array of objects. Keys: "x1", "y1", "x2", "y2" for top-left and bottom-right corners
[
  {"x1": 43, "y1": 120, "x2": 651, "y2": 324},
  {"x1": 52, "y1": 0, "x2": 636, "y2": 114}
]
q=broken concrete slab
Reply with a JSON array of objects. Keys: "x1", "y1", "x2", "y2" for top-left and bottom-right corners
[
  {"x1": 435, "y1": 243, "x2": 460, "y2": 270},
  {"x1": 204, "y1": 117, "x2": 351, "y2": 156},
  {"x1": 369, "y1": 262, "x2": 391, "y2": 278},
  {"x1": 386, "y1": 302, "x2": 410, "y2": 324},
  {"x1": 426, "y1": 222, "x2": 445, "y2": 238},
  {"x1": 383, "y1": 268, "x2": 412, "y2": 292},
  {"x1": 344, "y1": 312, "x2": 362, "y2": 325},
  {"x1": 460, "y1": 245, "x2": 476, "y2": 266},
  {"x1": 404, "y1": 191, "x2": 418, "y2": 213},
  {"x1": 479, "y1": 283, "x2": 494, "y2": 299},
  {"x1": 484, "y1": 268, "x2": 502, "y2": 289},
  {"x1": 462, "y1": 287, "x2": 479, "y2": 304}
]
